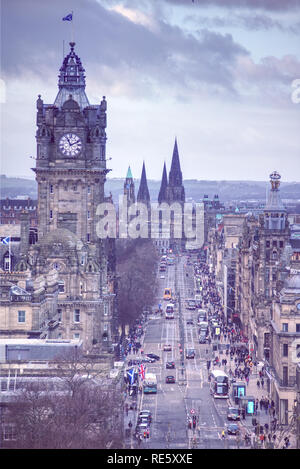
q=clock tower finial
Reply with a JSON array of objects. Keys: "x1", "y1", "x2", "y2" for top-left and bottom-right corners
[{"x1": 54, "y1": 41, "x2": 89, "y2": 110}]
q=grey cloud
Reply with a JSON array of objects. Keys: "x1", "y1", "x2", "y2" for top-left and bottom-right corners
[
  {"x1": 163, "y1": 0, "x2": 300, "y2": 11},
  {"x1": 185, "y1": 12, "x2": 300, "y2": 33},
  {"x1": 1, "y1": 0, "x2": 250, "y2": 97}
]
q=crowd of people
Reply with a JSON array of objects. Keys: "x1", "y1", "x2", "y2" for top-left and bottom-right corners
[{"x1": 192, "y1": 256, "x2": 291, "y2": 449}]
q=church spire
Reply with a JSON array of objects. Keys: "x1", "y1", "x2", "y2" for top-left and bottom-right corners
[
  {"x1": 165, "y1": 138, "x2": 185, "y2": 205},
  {"x1": 169, "y1": 138, "x2": 183, "y2": 187},
  {"x1": 137, "y1": 161, "x2": 150, "y2": 204},
  {"x1": 124, "y1": 166, "x2": 135, "y2": 205},
  {"x1": 158, "y1": 162, "x2": 168, "y2": 204},
  {"x1": 54, "y1": 42, "x2": 89, "y2": 110}
]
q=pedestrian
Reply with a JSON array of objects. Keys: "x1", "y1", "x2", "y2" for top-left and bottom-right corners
[
  {"x1": 257, "y1": 379, "x2": 260, "y2": 389},
  {"x1": 261, "y1": 378, "x2": 264, "y2": 388}
]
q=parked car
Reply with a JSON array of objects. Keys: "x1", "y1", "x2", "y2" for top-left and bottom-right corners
[
  {"x1": 227, "y1": 423, "x2": 239, "y2": 435},
  {"x1": 138, "y1": 416, "x2": 150, "y2": 425},
  {"x1": 135, "y1": 423, "x2": 150, "y2": 436},
  {"x1": 165, "y1": 375, "x2": 176, "y2": 383},
  {"x1": 163, "y1": 344, "x2": 172, "y2": 351},
  {"x1": 146, "y1": 353, "x2": 160, "y2": 360},
  {"x1": 166, "y1": 361, "x2": 175, "y2": 369},
  {"x1": 186, "y1": 319, "x2": 194, "y2": 325},
  {"x1": 227, "y1": 407, "x2": 240, "y2": 421}
]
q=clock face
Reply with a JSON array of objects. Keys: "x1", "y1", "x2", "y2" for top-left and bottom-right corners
[{"x1": 59, "y1": 133, "x2": 82, "y2": 157}]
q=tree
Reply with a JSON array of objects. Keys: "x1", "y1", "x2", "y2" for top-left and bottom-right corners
[
  {"x1": 4, "y1": 351, "x2": 124, "y2": 449},
  {"x1": 116, "y1": 238, "x2": 158, "y2": 333}
]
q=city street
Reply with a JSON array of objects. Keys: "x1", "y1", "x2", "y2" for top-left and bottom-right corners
[{"x1": 131, "y1": 254, "x2": 241, "y2": 449}]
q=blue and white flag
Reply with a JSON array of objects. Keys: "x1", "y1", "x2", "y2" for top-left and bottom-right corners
[
  {"x1": 1, "y1": 236, "x2": 10, "y2": 245},
  {"x1": 127, "y1": 368, "x2": 135, "y2": 385},
  {"x1": 62, "y1": 13, "x2": 73, "y2": 21}
]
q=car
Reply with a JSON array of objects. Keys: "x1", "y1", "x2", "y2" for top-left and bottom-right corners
[
  {"x1": 199, "y1": 335, "x2": 206, "y2": 344},
  {"x1": 160, "y1": 275, "x2": 165, "y2": 279},
  {"x1": 135, "y1": 423, "x2": 150, "y2": 436},
  {"x1": 227, "y1": 423, "x2": 239, "y2": 435},
  {"x1": 165, "y1": 375, "x2": 176, "y2": 383},
  {"x1": 146, "y1": 353, "x2": 160, "y2": 361},
  {"x1": 139, "y1": 410, "x2": 152, "y2": 418},
  {"x1": 163, "y1": 344, "x2": 172, "y2": 351},
  {"x1": 166, "y1": 361, "x2": 175, "y2": 369},
  {"x1": 186, "y1": 319, "x2": 194, "y2": 325},
  {"x1": 227, "y1": 407, "x2": 240, "y2": 421},
  {"x1": 138, "y1": 416, "x2": 150, "y2": 425},
  {"x1": 142, "y1": 356, "x2": 156, "y2": 363},
  {"x1": 185, "y1": 349, "x2": 195, "y2": 359}
]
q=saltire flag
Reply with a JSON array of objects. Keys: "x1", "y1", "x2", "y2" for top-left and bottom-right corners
[
  {"x1": 127, "y1": 368, "x2": 135, "y2": 385},
  {"x1": 62, "y1": 13, "x2": 73, "y2": 21},
  {"x1": 139, "y1": 364, "x2": 146, "y2": 381},
  {"x1": 1, "y1": 236, "x2": 10, "y2": 245}
]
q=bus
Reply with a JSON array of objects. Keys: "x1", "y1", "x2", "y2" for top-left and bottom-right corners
[
  {"x1": 165, "y1": 303, "x2": 174, "y2": 319},
  {"x1": 143, "y1": 373, "x2": 157, "y2": 394},
  {"x1": 163, "y1": 288, "x2": 172, "y2": 301},
  {"x1": 209, "y1": 370, "x2": 229, "y2": 398}
]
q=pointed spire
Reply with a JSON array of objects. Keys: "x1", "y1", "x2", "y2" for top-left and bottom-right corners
[
  {"x1": 126, "y1": 166, "x2": 133, "y2": 180},
  {"x1": 54, "y1": 42, "x2": 89, "y2": 110},
  {"x1": 137, "y1": 161, "x2": 150, "y2": 203},
  {"x1": 158, "y1": 162, "x2": 168, "y2": 204},
  {"x1": 169, "y1": 137, "x2": 182, "y2": 187}
]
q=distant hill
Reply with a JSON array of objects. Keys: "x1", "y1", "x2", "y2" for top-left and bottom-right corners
[{"x1": 1, "y1": 174, "x2": 300, "y2": 204}]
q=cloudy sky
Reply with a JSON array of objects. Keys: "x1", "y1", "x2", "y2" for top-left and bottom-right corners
[{"x1": 1, "y1": 0, "x2": 300, "y2": 183}]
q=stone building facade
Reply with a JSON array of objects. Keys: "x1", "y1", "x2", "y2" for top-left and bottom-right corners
[{"x1": 0, "y1": 42, "x2": 116, "y2": 353}]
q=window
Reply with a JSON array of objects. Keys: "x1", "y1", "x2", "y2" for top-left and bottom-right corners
[
  {"x1": 57, "y1": 309, "x2": 62, "y2": 322},
  {"x1": 296, "y1": 324, "x2": 300, "y2": 333},
  {"x1": 50, "y1": 184, "x2": 54, "y2": 194},
  {"x1": 282, "y1": 367, "x2": 288, "y2": 387},
  {"x1": 282, "y1": 344, "x2": 288, "y2": 357},
  {"x1": 87, "y1": 185, "x2": 91, "y2": 194},
  {"x1": 103, "y1": 304, "x2": 108, "y2": 316},
  {"x1": 74, "y1": 309, "x2": 80, "y2": 323},
  {"x1": 18, "y1": 310, "x2": 26, "y2": 323},
  {"x1": 87, "y1": 211, "x2": 90, "y2": 219},
  {"x1": 3, "y1": 424, "x2": 16, "y2": 441},
  {"x1": 50, "y1": 210, "x2": 53, "y2": 219},
  {"x1": 282, "y1": 323, "x2": 288, "y2": 332},
  {"x1": 87, "y1": 233, "x2": 90, "y2": 242},
  {"x1": 73, "y1": 333, "x2": 80, "y2": 339},
  {"x1": 58, "y1": 281, "x2": 64, "y2": 293},
  {"x1": 266, "y1": 240, "x2": 270, "y2": 248}
]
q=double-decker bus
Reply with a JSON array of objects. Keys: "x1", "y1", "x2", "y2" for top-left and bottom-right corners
[
  {"x1": 143, "y1": 373, "x2": 157, "y2": 394},
  {"x1": 209, "y1": 370, "x2": 229, "y2": 398}
]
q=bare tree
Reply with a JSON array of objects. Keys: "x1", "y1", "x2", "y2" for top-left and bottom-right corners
[
  {"x1": 5, "y1": 352, "x2": 124, "y2": 448},
  {"x1": 116, "y1": 239, "x2": 158, "y2": 333}
]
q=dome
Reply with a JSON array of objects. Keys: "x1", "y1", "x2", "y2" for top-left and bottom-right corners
[{"x1": 37, "y1": 228, "x2": 83, "y2": 251}]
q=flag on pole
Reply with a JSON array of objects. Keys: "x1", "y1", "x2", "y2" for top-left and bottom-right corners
[
  {"x1": 139, "y1": 364, "x2": 146, "y2": 381},
  {"x1": 62, "y1": 13, "x2": 73, "y2": 21},
  {"x1": 127, "y1": 368, "x2": 135, "y2": 385},
  {"x1": 1, "y1": 236, "x2": 10, "y2": 245}
]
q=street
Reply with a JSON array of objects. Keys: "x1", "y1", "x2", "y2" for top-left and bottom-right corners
[{"x1": 133, "y1": 253, "x2": 241, "y2": 449}]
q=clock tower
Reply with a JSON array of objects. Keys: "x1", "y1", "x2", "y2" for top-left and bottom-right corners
[
  {"x1": 29, "y1": 42, "x2": 116, "y2": 352},
  {"x1": 34, "y1": 41, "x2": 109, "y2": 243}
]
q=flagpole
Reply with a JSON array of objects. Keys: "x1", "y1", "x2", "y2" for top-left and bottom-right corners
[
  {"x1": 9, "y1": 236, "x2": 11, "y2": 273},
  {"x1": 71, "y1": 10, "x2": 74, "y2": 43}
]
